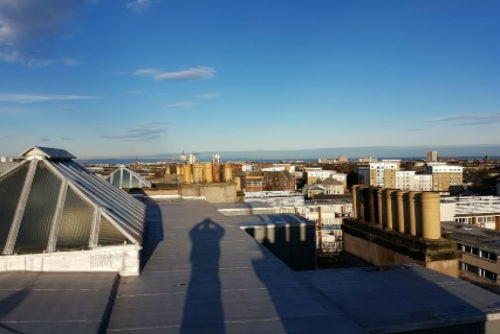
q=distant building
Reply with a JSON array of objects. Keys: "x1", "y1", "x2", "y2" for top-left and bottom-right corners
[
  {"x1": 318, "y1": 158, "x2": 337, "y2": 164},
  {"x1": 241, "y1": 164, "x2": 258, "y2": 172},
  {"x1": 263, "y1": 171, "x2": 295, "y2": 191},
  {"x1": 394, "y1": 171, "x2": 433, "y2": 191},
  {"x1": 187, "y1": 153, "x2": 197, "y2": 164},
  {"x1": 395, "y1": 170, "x2": 415, "y2": 191},
  {"x1": 262, "y1": 164, "x2": 295, "y2": 172},
  {"x1": 357, "y1": 157, "x2": 377, "y2": 163},
  {"x1": 303, "y1": 177, "x2": 345, "y2": 198},
  {"x1": 304, "y1": 168, "x2": 347, "y2": 191},
  {"x1": 212, "y1": 154, "x2": 221, "y2": 163},
  {"x1": 243, "y1": 172, "x2": 264, "y2": 192},
  {"x1": 414, "y1": 174, "x2": 433, "y2": 191},
  {"x1": 338, "y1": 156, "x2": 348, "y2": 163},
  {"x1": 243, "y1": 191, "x2": 305, "y2": 206},
  {"x1": 441, "y1": 196, "x2": 500, "y2": 231},
  {"x1": 179, "y1": 151, "x2": 187, "y2": 163},
  {"x1": 427, "y1": 150, "x2": 439, "y2": 162},
  {"x1": 427, "y1": 163, "x2": 463, "y2": 192},
  {"x1": 358, "y1": 160, "x2": 400, "y2": 188},
  {"x1": 304, "y1": 184, "x2": 327, "y2": 198}
]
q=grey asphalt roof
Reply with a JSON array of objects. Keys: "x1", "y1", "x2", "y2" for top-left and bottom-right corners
[
  {"x1": 1, "y1": 200, "x2": 499, "y2": 334},
  {"x1": 299, "y1": 265, "x2": 500, "y2": 333},
  {"x1": 107, "y1": 200, "x2": 365, "y2": 334},
  {"x1": 442, "y1": 221, "x2": 500, "y2": 255},
  {"x1": 0, "y1": 272, "x2": 117, "y2": 334}
]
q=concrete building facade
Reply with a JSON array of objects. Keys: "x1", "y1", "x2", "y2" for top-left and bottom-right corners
[
  {"x1": 427, "y1": 150, "x2": 439, "y2": 162},
  {"x1": 358, "y1": 160, "x2": 400, "y2": 188},
  {"x1": 442, "y1": 222, "x2": 500, "y2": 293},
  {"x1": 427, "y1": 163, "x2": 463, "y2": 192}
]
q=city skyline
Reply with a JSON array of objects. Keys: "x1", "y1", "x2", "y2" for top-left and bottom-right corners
[{"x1": 0, "y1": 0, "x2": 499, "y2": 157}]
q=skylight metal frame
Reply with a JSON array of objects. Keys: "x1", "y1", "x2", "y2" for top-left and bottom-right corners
[{"x1": 0, "y1": 153, "x2": 144, "y2": 256}]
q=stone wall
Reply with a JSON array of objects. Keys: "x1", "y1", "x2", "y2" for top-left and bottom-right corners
[{"x1": 180, "y1": 183, "x2": 237, "y2": 203}]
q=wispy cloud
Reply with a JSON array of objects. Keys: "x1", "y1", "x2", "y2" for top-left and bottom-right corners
[
  {"x1": 0, "y1": 49, "x2": 79, "y2": 66},
  {"x1": 194, "y1": 93, "x2": 219, "y2": 99},
  {"x1": 126, "y1": 0, "x2": 159, "y2": 13},
  {"x1": 429, "y1": 112, "x2": 499, "y2": 126},
  {"x1": 0, "y1": 0, "x2": 85, "y2": 66},
  {"x1": 134, "y1": 66, "x2": 215, "y2": 81},
  {"x1": 164, "y1": 102, "x2": 196, "y2": 109},
  {"x1": 101, "y1": 122, "x2": 169, "y2": 141},
  {"x1": 0, "y1": 93, "x2": 95, "y2": 103},
  {"x1": 40, "y1": 137, "x2": 51, "y2": 142}
]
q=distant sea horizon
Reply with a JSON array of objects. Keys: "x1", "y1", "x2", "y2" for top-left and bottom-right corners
[
  {"x1": 76, "y1": 144, "x2": 500, "y2": 165},
  {"x1": 78, "y1": 155, "x2": 500, "y2": 165}
]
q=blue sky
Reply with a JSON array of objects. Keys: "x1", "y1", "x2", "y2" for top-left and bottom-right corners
[{"x1": 0, "y1": 0, "x2": 498, "y2": 158}]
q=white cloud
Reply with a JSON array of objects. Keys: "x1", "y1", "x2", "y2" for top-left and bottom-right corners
[
  {"x1": 101, "y1": 122, "x2": 169, "y2": 141},
  {"x1": 0, "y1": 0, "x2": 85, "y2": 66},
  {"x1": 194, "y1": 93, "x2": 219, "y2": 99},
  {"x1": 134, "y1": 66, "x2": 215, "y2": 81},
  {"x1": 429, "y1": 112, "x2": 499, "y2": 126},
  {"x1": 164, "y1": 102, "x2": 196, "y2": 109},
  {"x1": 0, "y1": 93, "x2": 95, "y2": 103},
  {"x1": 0, "y1": 48, "x2": 79, "y2": 66}
]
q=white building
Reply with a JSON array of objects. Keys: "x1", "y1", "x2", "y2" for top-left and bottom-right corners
[
  {"x1": 414, "y1": 174, "x2": 433, "y2": 191},
  {"x1": 358, "y1": 157, "x2": 377, "y2": 163},
  {"x1": 427, "y1": 164, "x2": 463, "y2": 174},
  {"x1": 441, "y1": 196, "x2": 500, "y2": 230},
  {"x1": 305, "y1": 168, "x2": 346, "y2": 185},
  {"x1": 395, "y1": 171, "x2": 416, "y2": 191},
  {"x1": 358, "y1": 160, "x2": 400, "y2": 187},
  {"x1": 394, "y1": 171, "x2": 433, "y2": 191},
  {"x1": 242, "y1": 164, "x2": 258, "y2": 172},
  {"x1": 262, "y1": 164, "x2": 296, "y2": 172}
]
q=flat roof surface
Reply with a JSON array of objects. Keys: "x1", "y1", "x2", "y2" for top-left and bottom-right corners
[
  {"x1": 442, "y1": 221, "x2": 500, "y2": 254},
  {"x1": 0, "y1": 272, "x2": 117, "y2": 334},
  {"x1": 107, "y1": 200, "x2": 364, "y2": 333},
  {"x1": 299, "y1": 265, "x2": 500, "y2": 333},
  {"x1": 1, "y1": 200, "x2": 499, "y2": 334}
]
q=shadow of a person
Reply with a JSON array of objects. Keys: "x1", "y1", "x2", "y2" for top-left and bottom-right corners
[{"x1": 180, "y1": 218, "x2": 225, "y2": 334}]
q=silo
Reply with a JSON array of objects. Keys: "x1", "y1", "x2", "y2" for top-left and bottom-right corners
[
  {"x1": 182, "y1": 164, "x2": 192, "y2": 184},
  {"x1": 223, "y1": 163, "x2": 232, "y2": 182},
  {"x1": 203, "y1": 163, "x2": 213, "y2": 183},
  {"x1": 212, "y1": 163, "x2": 221, "y2": 183},
  {"x1": 193, "y1": 163, "x2": 204, "y2": 184},
  {"x1": 234, "y1": 176, "x2": 242, "y2": 191}
]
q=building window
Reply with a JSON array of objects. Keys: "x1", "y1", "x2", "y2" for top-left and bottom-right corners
[
  {"x1": 464, "y1": 263, "x2": 479, "y2": 275},
  {"x1": 483, "y1": 270, "x2": 498, "y2": 281}
]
